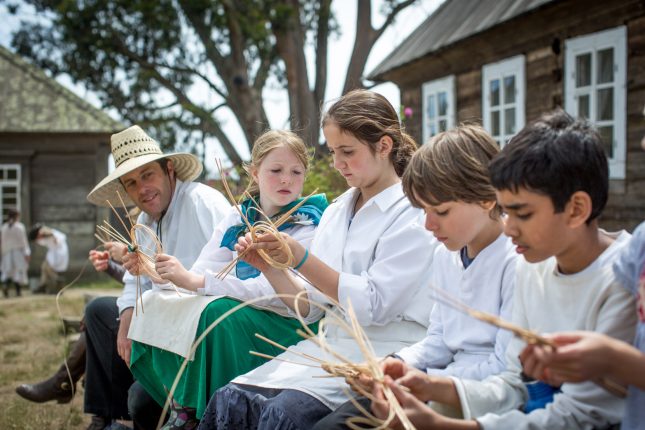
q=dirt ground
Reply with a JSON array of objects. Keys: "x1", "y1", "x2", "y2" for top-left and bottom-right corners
[{"x1": 0, "y1": 284, "x2": 120, "y2": 429}]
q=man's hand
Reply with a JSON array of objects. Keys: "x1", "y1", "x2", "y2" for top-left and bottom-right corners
[
  {"x1": 105, "y1": 242, "x2": 127, "y2": 263},
  {"x1": 122, "y1": 251, "x2": 142, "y2": 276},
  {"x1": 117, "y1": 308, "x2": 134, "y2": 367},
  {"x1": 89, "y1": 250, "x2": 109, "y2": 272}
]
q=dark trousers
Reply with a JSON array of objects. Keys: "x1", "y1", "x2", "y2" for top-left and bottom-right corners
[
  {"x1": 200, "y1": 383, "x2": 331, "y2": 430},
  {"x1": 312, "y1": 396, "x2": 371, "y2": 430},
  {"x1": 84, "y1": 296, "x2": 134, "y2": 420},
  {"x1": 129, "y1": 380, "x2": 166, "y2": 430},
  {"x1": 84, "y1": 296, "x2": 166, "y2": 428}
]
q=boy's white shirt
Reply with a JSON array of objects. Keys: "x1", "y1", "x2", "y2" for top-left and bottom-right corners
[
  {"x1": 398, "y1": 232, "x2": 517, "y2": 380},
  {"x1": 117, "y1": 179, "x2": 230, "y2": 314},
  {"x1": 452, "y1": 230, "x2": 637, "y2": 430},
  {"x1": 233, "y1": 183, "x2": 438, "y2": 410}
]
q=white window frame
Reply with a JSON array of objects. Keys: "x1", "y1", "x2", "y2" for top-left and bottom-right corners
[
  {"x1": 482, "y1": 55, "x2": 526, "y2": 146},
  {"x1": 422, "y1": 75, "x2": 456, "y2": 145},
  {"x1": 565, "y1": 26, "x2": 627, "y2": 179},
  {"x1": 0, "y1": 164, "x2": 21, "y2": 219}
]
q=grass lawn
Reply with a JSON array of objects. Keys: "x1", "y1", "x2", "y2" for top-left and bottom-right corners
[{"x1": 0, "y1": 280, "x2": 121, "y2": 429}]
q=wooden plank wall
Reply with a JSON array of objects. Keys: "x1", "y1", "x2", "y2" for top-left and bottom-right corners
[
  {"x1": 398, "y1": 0, "x2": 645, "y2": 231},
  {"x1": 0, "y1": 132, "x2": 111, "y2": 280}
]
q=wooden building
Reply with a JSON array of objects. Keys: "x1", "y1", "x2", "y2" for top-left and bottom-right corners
[
  {"x1": 370, "y1": 0, "x2": 645, "y2": 231},
  {"x1": 0, "y1": 45, "x2": 123, "y2": 280}
]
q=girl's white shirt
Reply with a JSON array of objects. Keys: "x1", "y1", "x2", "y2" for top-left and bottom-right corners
[
  {"x1": 189, "y1": 204, "x2": 317, "y2": 313},
  {"x1": 233, "y1": 183, "x2": 437, "y2": 410}
]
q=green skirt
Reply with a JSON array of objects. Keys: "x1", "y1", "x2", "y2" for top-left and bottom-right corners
[{"x1": 130, "y1": 297, "x2": 318, "y2": 419}]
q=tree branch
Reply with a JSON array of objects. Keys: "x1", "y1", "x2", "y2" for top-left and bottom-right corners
[
  {"x1": 111, "y1": 33, "x2": 242, "y2": 164},
  {"x1": 152, "y1": 61, "x2": 228, "y2": 100},
  {"x1": 375, "y1": 0, "x2": 418, "y2": 39}
]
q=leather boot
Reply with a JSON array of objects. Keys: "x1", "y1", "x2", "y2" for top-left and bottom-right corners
[{"x1": 16, "y1": 331, "x2": 87, "y2": 403}]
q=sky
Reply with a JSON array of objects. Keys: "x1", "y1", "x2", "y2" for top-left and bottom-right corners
[{"x1": 0, "y1": 0, "x2": 443, "y2": 176}]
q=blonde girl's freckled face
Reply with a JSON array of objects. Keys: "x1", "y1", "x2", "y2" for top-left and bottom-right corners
[{"x1": 253, "y1": 145, "x2": 306, "y2": 216}]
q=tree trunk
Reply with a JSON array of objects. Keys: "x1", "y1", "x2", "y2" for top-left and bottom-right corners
[{"x1": 273, "y1": 0, "x2": 320, "y2": 149}]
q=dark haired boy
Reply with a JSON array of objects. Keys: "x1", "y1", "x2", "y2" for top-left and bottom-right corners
[{"x1": 370, "y1": 110, "x2": 637, "y2": 430}]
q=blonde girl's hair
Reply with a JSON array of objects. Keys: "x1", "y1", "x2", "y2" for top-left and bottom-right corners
[
  {"x1": 402, "y1": 124, "x2": 502, "y2": 219},
  {"x1": 321, "y1": 89, "x2": 417, "y2": 176},
  {"x1": 244, "y1": 130, "x2": 310, "y2": 196}
]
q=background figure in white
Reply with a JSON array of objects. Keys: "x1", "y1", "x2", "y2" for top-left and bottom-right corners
[
  {"x1": 1, "y1": 209, "x2": 30, "y2": 297},
  {"x1": 28, "y1": 224, "x2": 69, "y2": 293}
]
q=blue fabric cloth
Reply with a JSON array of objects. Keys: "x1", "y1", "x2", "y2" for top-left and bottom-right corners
[
  {"x1": 198, "y1": 383, "x2": 331, "y2": 430},
  {"x1": 613, "y1": 221, "x2": 645, "y2": 430},
  {"x1": 523, "y1": 381, "x2": 562, "y2": 413},
  {"x1": 220, "y1": 194, "x2": 328, "y2": 280}
]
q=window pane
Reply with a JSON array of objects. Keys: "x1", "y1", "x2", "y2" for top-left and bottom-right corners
[
  {"x1": 4, "y1": 186, "x2": 16, "y2": 194},
  {"x1": 598, "y1": 126, "x2": 614, "y2": 158},
  {"x1": 438, "y1": 92, "x2": 447, "y2": 116},
  {"x1": 439, "y1": 119, "x2": 447, "y2": 132},
  {"x1": 429, "y1": 123, "x2": 436, "y2": 137},
  {"x1": 503, "y1": 76, "x2": 516, "y2": 104},
  {"x1": 578, "y1": 94, "x2": 590, "y2": 118},
  {"x1": 597, "y1": 87, "x2": 614, "y2": 121},
  {"x1": 3, "y1": 197, "x2": 16, "y2": 205},
  {"x1": 427, "y1": 94, "x2": 436, "y2": 119},
  {"x1": 490, "y1": 79, "x2": 500, "y2": 106},
  {"x1": 576, "y1": 53, "x2": 591, "y2": 87},
  {"x1": 491, "y1": 110, "x2": 500, "y2": 136},
  {"x1": 7, "y1": 169, "x2": 17, "y2": 180},
  {"x1": 0, "y1": 170, "x2": 4, "y2": 179},
  {"x1": 597, "y1": 48, "x2": 614, "y2": 84},
  {"x1": 504, "y1": 108, "x2": 516, "y2": 135}
]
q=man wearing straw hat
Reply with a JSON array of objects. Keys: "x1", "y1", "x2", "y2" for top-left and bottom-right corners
[{"x1": 82, "y1": 125, "x2": 229, "y2": 429}]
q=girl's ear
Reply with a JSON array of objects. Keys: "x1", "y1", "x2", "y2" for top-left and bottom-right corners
[
  {"x1": 378, "y1": 135, "x2": 394, "y2": 159},
  {"x1": 479, "y1": 200, "x2": 497, "y2": 212},
  {"x1": 565, "y1": 191, "x2": 593, "y2": 228},
  {"x1": 250, "y1": 165, "x2": 259, "y2": 184}
]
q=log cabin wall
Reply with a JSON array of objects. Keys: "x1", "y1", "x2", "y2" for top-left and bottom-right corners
[{"x1": 385, "y1": 0, "x2": 645, "y2": 231}]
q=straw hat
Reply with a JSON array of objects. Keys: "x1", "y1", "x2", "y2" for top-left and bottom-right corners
[{"x1": 87, "y1": 125, "x2": 202, "y2": 207}]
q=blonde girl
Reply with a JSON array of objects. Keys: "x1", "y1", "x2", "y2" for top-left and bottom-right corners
[{"x1": 128, "y1": 130, "x2": 328, "y2": 429}]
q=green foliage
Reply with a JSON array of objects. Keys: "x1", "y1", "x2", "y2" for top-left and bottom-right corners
[{"x1": 303, "y1": 154, "x2": 347, "y2": 202}]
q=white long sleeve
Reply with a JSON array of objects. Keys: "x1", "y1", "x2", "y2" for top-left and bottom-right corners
[
  {"x1": 399, "y1": 234, "x2": 516, "y2": 381},
  {"x1": 453, "y1": 231, "x2": 637, "y2": 430},
  {"x1": 189, "y1": 206, "x2": 317, "y2": 314}
]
